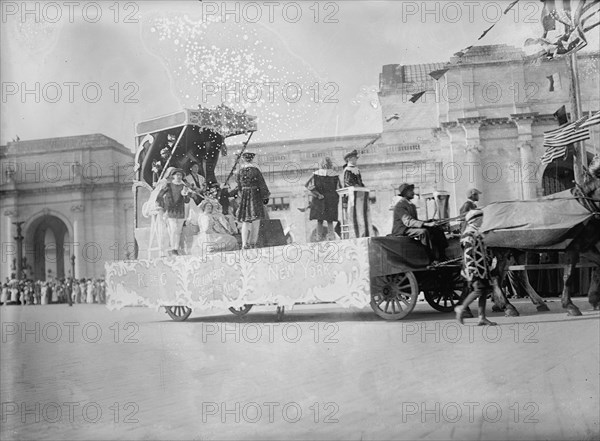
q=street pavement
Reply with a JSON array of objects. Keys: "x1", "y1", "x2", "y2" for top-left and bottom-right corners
[{"x1": 1, "y1": 297, "x2": 598, "y2": 441}]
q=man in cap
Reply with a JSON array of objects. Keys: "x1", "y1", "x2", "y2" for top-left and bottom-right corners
[
  {"x1": 158, "y1": 167, "x2": 191, "y2": 255},
  {"x1": 459, "y1": 188, "x2": 482, "y2": 232},
  {"x1": 391, "y1": 183, "x2": 449, "y2": 263}
]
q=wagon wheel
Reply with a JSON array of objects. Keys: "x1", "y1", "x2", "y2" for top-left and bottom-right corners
[
  {"x1": 228, "y1": 305, "x2": 253, "y2": 316},
  {"x1": 370, "y1": 272, "x2": 418, "y2": 320},
  {"x1": 425, "y1": 270, "x2": 466, "y2": 313},
  {"x1": 165, "y1": 305, "x2": 192, "y2": 321}
]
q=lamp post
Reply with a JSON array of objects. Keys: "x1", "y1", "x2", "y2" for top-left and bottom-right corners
[
  {"x1": 71, "y1": 254, "x2": 76, "y2": 280},
  {"x1": 12, "y1": 221, "x2": 25, "y2": 280}
]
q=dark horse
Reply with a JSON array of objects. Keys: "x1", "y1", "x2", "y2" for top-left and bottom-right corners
[{"x1": 486, "y1": 157, "x2": 600, "y2": 317}]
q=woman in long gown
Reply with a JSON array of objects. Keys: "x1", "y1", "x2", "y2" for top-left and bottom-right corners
[
  {"x1": 40, "y1": 283, "x2": 48, "y2": 305},
  {"x1": 305, "y1": 157, "x2": 342, "y2": 241},
  {"x1": 79, "y1": 280, "x2": 86, "y2": 303},
  {"x1": 86, "y1": 280, "x2": 94, "y2": 304},
  {"x1": 51, "y1": 283, "x2": 59, "y2": 303},
  {"x1": 142, "y1": 177, "x2": 171, "y2": 257},
  {"x1": 190, "y1": 200, "x2": 238, "y2": 255},
  {"x1": 0, "y1": 283, "x2": 8, "y2": 304},
  {"x1": 235, "y1": 151, "x2": 270, "y2": 249}
]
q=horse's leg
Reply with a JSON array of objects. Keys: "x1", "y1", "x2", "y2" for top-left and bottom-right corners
[
  {"x1": 562, "y1": 250, "x2": 582, "y2": 316},
  {"x1": 589, "y1": 267, "x2": 600, "y2": 310},
  {"x1": 583, "y1": 248, "x2": 600, "y2": 310},
  {"x1": 490, "y1": 249, "x2": 520, "y2": 317},
  {"x1": 510, "y1": 252, "x2": 549, "y2": 312}
]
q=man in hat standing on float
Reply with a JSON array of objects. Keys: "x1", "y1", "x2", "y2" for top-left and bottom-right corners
[
  {"x1": 342, "y1": 149, "x2": 365, "y2": 187},
  {"x1": 391, "y1": 183, "x2": 449, "y2": 263},
  {"x1": 158, "y1": 167, "x2": 191, "y2": 255}
]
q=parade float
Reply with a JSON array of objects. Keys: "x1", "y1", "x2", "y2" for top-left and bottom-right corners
[{"x1": 105, "y1": 105, "x2": 466, "y2": 321}]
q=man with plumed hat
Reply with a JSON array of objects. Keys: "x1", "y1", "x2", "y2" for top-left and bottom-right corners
[
  {"x1": 391, "y1": 183, "x2": 449, "y2": 263},
  {"x1": 157, "y1": 167, "x2": 191, "y2": 255},
  {"x1": 342, "y1": 149, "x2": 364, "y2": 187}
]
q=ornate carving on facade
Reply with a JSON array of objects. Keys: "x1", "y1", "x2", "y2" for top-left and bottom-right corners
[
  {"x1": 518, "y1": 141, "x2": 534, "y2": 152},
  {"x1": 4, "y1": 166, "x2": 16, "y2": 183},
  {"x1": 42, "y1": 208, "x2": 51, "y2": 216},
  {"x1": 458, "y1": 116, "x2": 487, "y2": 126},
  {"x1": 70, "y1": 204, "x2": 85, "y2": 213},
  {"x1": 3, "y1": 209, "x2": 17, "y2": 218},
  {"x1": 510, "y1": 112, "x2": 539, "y2": 122},
  {"x1": 465, "y1": 144, "x2": 483, "y2": 155},
  {"x1": 481, "y1": 117, "x2": 513, "y2": 127}
]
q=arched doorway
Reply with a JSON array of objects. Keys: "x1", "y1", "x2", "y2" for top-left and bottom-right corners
[
  {"x1": 25, "y1": 215, "x2": 70, "y2": 280},
  {"x1": 542, "y1": 150, "x2": 596, "y2": 195}
]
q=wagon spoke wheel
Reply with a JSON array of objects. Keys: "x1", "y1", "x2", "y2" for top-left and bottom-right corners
[
  {"x1": 425, "y1": 270, "x2": 465, "y2": 313},
  {"x1": 165, "y1": 305, "x2": 192, "y2": 321},
  {"x1": 370, "y1": 272, "x2": 418, "y2": 320},
  {"x1": 228, "y1": 304, "x2": 253, "y2": 317}
]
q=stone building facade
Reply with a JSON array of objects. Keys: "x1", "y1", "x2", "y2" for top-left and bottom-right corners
[
  {"x1": 218, "y1": 45, "x2": 599, "y2": 241},
  {"x1": 1, "y1": 45, "x2": 598, "y2": 277},
  {"x1": 0, "y1": 135, "x2": 133, "y2": 280}
]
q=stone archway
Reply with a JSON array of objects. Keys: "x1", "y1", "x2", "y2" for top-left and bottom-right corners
[
  {"x1": 541, "y1": 151, "x2": 596, "y2": 196},
  {"x1": 25, "y1": 214, "x2": 70, "y2": 280}
]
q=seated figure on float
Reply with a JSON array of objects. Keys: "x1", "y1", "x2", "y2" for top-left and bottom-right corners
[
  {"x1": 189, "y1": 200, "x2": 239, "y2": 255},
  {"x1": 204, "y1": 183, "x2": 239, "y2": 234}
]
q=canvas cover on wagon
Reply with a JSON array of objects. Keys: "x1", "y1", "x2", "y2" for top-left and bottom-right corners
[{"x1": 481, "y1": 190, "x2": 595, "y2": 250}]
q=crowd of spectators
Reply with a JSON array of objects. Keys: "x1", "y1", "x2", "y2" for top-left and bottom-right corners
[{"x1": 0, "y1": 276, "x2": 106, "y2": 306}]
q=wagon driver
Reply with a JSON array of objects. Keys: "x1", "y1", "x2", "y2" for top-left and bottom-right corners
[{"x1": 391, "y1": 183, "x2": 449, "y2": 263}]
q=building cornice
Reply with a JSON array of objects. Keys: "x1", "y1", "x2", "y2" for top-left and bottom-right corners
[
  {"x1": 0, "y1": 181, "x2": 131, "y2": 197},
  {"x1": 482, "y1": 117, "x2": 514, "y2": 126}
]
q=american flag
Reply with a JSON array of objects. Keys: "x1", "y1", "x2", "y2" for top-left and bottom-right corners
[
  {"x1": 540, "y1": 145, "x2": 568, "y2": 164},
  {"x1": 576, "y1": 110, "x2": 600, "y2": 129},
  {"x1": 541, "y1": 116, "x2": 591, "y2": 164},
  {"x1": 543, "y1": 116, "x2": 590, "y2": 147}
]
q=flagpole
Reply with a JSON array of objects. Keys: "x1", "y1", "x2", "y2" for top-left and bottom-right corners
[{"x1": 566, "y1": 38, "x2": 587, "y2": 184}]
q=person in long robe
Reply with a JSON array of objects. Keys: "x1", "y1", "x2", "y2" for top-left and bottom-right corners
[
  {"x1": 235, "y1": 151, "x2": 270, "y2": 249},
  {"x1": 305, "y1": 157, "x2": 342, "y2": 241}
]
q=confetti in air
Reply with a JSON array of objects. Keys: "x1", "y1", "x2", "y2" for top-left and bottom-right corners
[{"x1": 142, "y1": 12, "x2": 324, "y2": 142}]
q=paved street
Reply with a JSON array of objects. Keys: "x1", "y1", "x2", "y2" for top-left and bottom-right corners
[{"x1": 1, "y1": 298, "x2": 598, "y2": 441}]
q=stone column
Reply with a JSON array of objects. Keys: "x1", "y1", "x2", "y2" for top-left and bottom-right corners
[
  {"x1": 459, "y1": 117, "x2": 486, "y2": 195},
  {"x1": 2, "y1": 210, "x2": 17, "y2": 279},
  {"x1": 441, "y1": 122, "x2": 465, "y2": 216},
  {"x1": 123, "y1": 203, "x2": 135, "y2": 259},
  {"x1": 70, "y1": 204, "x2": 84, "y2": 278},
  {"x1": 511, "y1": 112, "x2": 539, "y2": 200}
]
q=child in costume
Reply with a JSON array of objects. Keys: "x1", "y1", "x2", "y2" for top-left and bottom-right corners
[{"x1": 455, "y1": 209, "x2": 497, "y2": 326}]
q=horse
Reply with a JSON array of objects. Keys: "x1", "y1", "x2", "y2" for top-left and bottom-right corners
[{"x1": 482, "y1": 157, "x2": 600, "y2": 317}]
